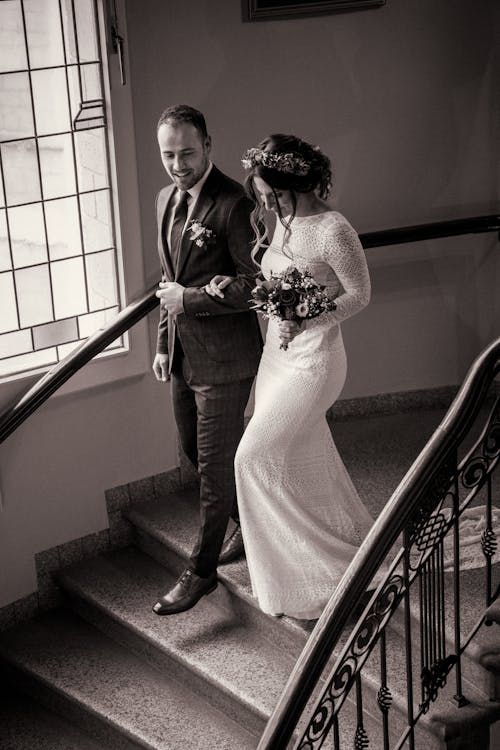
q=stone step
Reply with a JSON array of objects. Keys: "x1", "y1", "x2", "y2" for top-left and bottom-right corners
[
  {"x1": 124, "y1": 487, "x2": 316, "y2": 658},
  {"x1": 0, "y1": 690, "x2": 103, "y2": 750},
  {"x1": 0, "y1": 609, "x2": 257, "y2": 750},
  {"x1": 57, "y1": 546, "x2": 297, "y2": 738},
  {"x1": 123, "y1": 489, "x2": 468, "y2": 749}
]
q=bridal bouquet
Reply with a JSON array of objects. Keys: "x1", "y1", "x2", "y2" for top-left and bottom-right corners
[{"x1": 250, "y1": 266, "x2": 336, "y2": 350}]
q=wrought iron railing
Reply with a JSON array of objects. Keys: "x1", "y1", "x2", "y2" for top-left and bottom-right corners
[{"x1": 258, "y1": 335, "x2": 500, "y2": 749}]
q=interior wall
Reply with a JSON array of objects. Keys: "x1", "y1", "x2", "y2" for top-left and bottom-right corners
[
  {"x1": 1, "y1": 0, "x2": 498, "y2": 607},
  {"x1": 126, "y1": 0, "x2": 499, "y2": 397}
]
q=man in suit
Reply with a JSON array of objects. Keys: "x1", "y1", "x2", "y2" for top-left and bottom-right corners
[{"x1": 152, "y1": 105, "x2": 262, "y2": 616}]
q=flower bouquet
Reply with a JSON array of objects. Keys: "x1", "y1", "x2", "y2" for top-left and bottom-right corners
[{"x1": 250, "y1": 266, "x2": 336, "y2": 350}]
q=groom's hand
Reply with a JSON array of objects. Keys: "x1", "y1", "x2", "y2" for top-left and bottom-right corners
[
  {"x1": 156, "y1": 281, "x2": 185, "y2": 315},
  {"x1": 152, "y1": 353, "x2": 170, "y2": 382}
]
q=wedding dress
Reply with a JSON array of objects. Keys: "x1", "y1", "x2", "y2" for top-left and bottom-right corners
[{"x1": 235, "y1": 211, "x2": 375, "y2": 619}]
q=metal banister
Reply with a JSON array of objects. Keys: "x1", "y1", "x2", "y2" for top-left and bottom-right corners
[
  {"x1": 258, "y1": 335, "x2": 500, "y2": 749},
  {"x1": 0, "y1": 212, "x2": 498, "y2": 445}
]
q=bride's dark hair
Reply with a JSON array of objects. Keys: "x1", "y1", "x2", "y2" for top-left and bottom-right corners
[{"x1": 243, "y1": 134, "x2": 333, "y2": 261}]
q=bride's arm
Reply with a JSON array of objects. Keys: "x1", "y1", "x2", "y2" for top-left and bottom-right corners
[{"x1": 308, "y1": 217, "x2": 370, "y2": 329}]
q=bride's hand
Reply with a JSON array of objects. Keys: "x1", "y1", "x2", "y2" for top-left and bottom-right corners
[
  {"x1": 205, "y1": 275, "x2": 234, "y2": 299},
  {"x1": 279, "y1": 320, "x2": 301, "y2": 346}
]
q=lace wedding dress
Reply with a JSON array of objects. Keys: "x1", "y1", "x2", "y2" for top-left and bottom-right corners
[{"x1": 235, "y1": 211, "x2": 375, "y2": 619}]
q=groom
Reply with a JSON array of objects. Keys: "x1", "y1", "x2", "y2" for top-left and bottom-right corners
[{"x1": 152, "y1": 105, "x2": 262, "y2": 615}]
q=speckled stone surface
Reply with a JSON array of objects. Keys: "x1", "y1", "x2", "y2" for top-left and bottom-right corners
[
  {"x1": 0, "y1": 610, "x2": 257, "y2": 750},
  {"x1": 58, "y1": 547, "x2": 297, "y2": 735},
  {"x1": 0, "y1": 692, "x2": 102, "y2": 750},
  {"x1": 329, "y1": 385, "x2": 459, "y2": 420}
]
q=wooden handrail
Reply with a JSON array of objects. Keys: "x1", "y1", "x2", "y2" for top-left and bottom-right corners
[
  {"x1": 0, "y1": 212, "x2": 498, "y2": 445},
  {"x1": 359, "y1": 213, "x2": 500, "y2": 248},
  {"x1": 257, "y1": 334, "x2": 500, "y2": 748}
]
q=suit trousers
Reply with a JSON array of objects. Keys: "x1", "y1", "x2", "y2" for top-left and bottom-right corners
[{"x1": 171, "y1": 348, "x2": 254, "y2": 577}]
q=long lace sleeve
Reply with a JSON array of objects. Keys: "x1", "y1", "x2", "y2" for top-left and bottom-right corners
[{"x1": 307, "y1": 217, "x2": 371, "y2": 330}]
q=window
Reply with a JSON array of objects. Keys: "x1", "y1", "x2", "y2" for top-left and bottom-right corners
[{"x1": 0, "y1": 0, "x2": 126, "y2": 383}]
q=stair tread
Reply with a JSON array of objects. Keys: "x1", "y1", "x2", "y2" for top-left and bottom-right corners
[
  {"x1": 0, "y1": 691, "x2": 102, "y2": 750},
  {"x1": 125, "y1": 489, "x2": 314, "y2": 642},
  {"x1": 0, "y1": 609, "x2": 257, "y2": 750},
  {"x1": 58, "y1": 546, "x2": 296, "y2": 719}
]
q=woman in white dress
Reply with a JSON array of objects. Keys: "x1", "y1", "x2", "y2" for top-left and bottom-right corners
[{"x1": 208, "y1": 134, "x2": 375, "y2": 619}]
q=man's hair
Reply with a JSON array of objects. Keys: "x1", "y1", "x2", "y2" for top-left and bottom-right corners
[{"x1": 157, "y1": 104, "x2": 208, "y2": 140}]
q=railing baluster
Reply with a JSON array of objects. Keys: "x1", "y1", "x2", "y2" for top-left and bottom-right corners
[
  {"x1": 377, "y1": 630, "x2": 391, "y2": 750},
  {"x1": 452, "y1": 456, "x2": 469, "y2": 707},
  {"x1": 332, "y1": 715, "x2": 340, "y2": 750},
  {"x1": 354, "y1": 673, "x2": 369, "y2": 749},
  {"x1": 403, "y1": 542, "x2": 415, "y2": 750},
  {"x1": 485, "y1": 473, "x2": 493, "y2": 608}
]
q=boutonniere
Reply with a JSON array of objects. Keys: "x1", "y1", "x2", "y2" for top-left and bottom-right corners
[{"x1": 189, "y1": 220, "x2": 216, "y2": 248}]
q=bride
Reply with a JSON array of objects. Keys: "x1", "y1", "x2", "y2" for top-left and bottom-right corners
[{"x1": 207, "y1": 134, "x2": 375, "y2": 619}]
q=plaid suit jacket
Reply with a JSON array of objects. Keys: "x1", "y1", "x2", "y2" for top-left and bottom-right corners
[{"x1": 156, "y1": 165, "x2": 263, "y2": 385}]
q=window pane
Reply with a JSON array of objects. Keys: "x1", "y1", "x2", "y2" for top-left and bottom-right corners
[
  {"x1": 85, "y1": 249, "x2": 118, "y2": 310},
  {"x1": 45, "y1": 197, "x2": 82, "y2": 260},
  {"x1": 24, "y1": 0, "x2": 65, "y2": 69},
  {"x1": 73, "y1": 0, "x2": 99, "y2": 63},
  {"x1": 80, "y1": 190, "x2": 113, "y2": 252},
  {"x1": 0, "y1": 347, "x2": 57, "y2": 377},
  {"x1": 57, "y1": 339, "x2": 82, "y2": 359},
  {"x1": 60, "y1": 0, "x2": 77, "y2": 64},
  {"x1": 1, "y1": 139, "x2": 41, "y2": 206},
  {"x1": 0, "y1": 328, "x2": 32, "y2": 358},
  {"x1": 51, "y1": 256, "x2": 87, "y2": 318},
  {"x1": 39, "y1": 134, "x2": 76, "y2": 199},
  {"x1": 68, "y1": 63, "x2": 102, "y2": 122},
  {"x1": 0, "y1": 0, "x2": 125, "y2": 380},
  {"x1": 33, "y1": 317, "x2": 78, "y2": 349},
  {"x1": 0, "y1": 272, "x2": 18, "y2": 332},
  {"x1": 9, "y1": 203, "x2": 47, "y2": 268},
  {"x1": 78, "y1": 305, "x2": 119, "y2": 338},
  {"x1": 0, "y1": 210, "x2": 11, "y2": 271},
  {"x1": 32, "y1": 68, "x2": 70, "y2": 135},
  {"x1": 82, "y1": 63, "x2": 102, "y2": 101},
  {"x1": 0, "y1": 73, "x2": 35, "y2": 141},
  {"x1": 16, "y1": 264, "x2": 53, "y2": 326},
  {"x1": 75, "y1": 129, "x2": 108, "y2": 191},
  {"x1": 0, "y1": 1, "x2": 27, "y2": 73}
]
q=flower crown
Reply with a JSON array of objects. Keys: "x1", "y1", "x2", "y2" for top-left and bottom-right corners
[{"x1": 241, "y1": 147, "x2": 310, "y2": 177}]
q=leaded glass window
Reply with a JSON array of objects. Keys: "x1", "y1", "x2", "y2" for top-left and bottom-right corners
[{"x1": 0, "y1": 0, "x2": 125, "y2": 381}]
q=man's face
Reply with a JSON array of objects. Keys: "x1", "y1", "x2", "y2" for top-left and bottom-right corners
[{"x1": 157, "y1": 121, "x2": 211, "y2": 191}]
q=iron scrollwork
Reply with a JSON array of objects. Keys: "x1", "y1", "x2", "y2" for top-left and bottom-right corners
[{"x1": 298, "y1": 575, "x2": 404, "y2": 750}]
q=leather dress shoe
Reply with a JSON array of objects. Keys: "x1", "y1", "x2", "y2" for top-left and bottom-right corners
[
  {"x1": 218, "y1": 523, "x2": 245, "y2": 565},
  {"x1": 152, "y1": 569, "x2": 217, "y2": 616}
]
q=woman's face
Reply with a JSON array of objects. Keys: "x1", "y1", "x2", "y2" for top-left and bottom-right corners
[{"x1": 253, "y1": 176, "x2": 294, "y2": 216}]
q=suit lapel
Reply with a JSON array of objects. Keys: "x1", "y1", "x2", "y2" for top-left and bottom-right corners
[{"x1": 175, "y1": 167, "x2": 221, "y2": 280}]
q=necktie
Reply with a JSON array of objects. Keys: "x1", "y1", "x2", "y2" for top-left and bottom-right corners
[{"x1": 170, "y1": 190, "x2": 188, "y2": 272}]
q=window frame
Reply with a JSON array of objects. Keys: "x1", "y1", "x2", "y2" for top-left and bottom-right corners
[{"x1": 0, "y1": 0, "x2": 151, "y2": 400}]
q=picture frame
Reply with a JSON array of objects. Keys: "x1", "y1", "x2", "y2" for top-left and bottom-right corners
[{"x1": 242, "y1": 0, "x2": 386, "y2": 22}]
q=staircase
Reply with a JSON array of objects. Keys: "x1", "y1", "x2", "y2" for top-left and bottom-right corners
[{"x1": 1, "y1": 405, "x2": 499, "y2": 749}]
